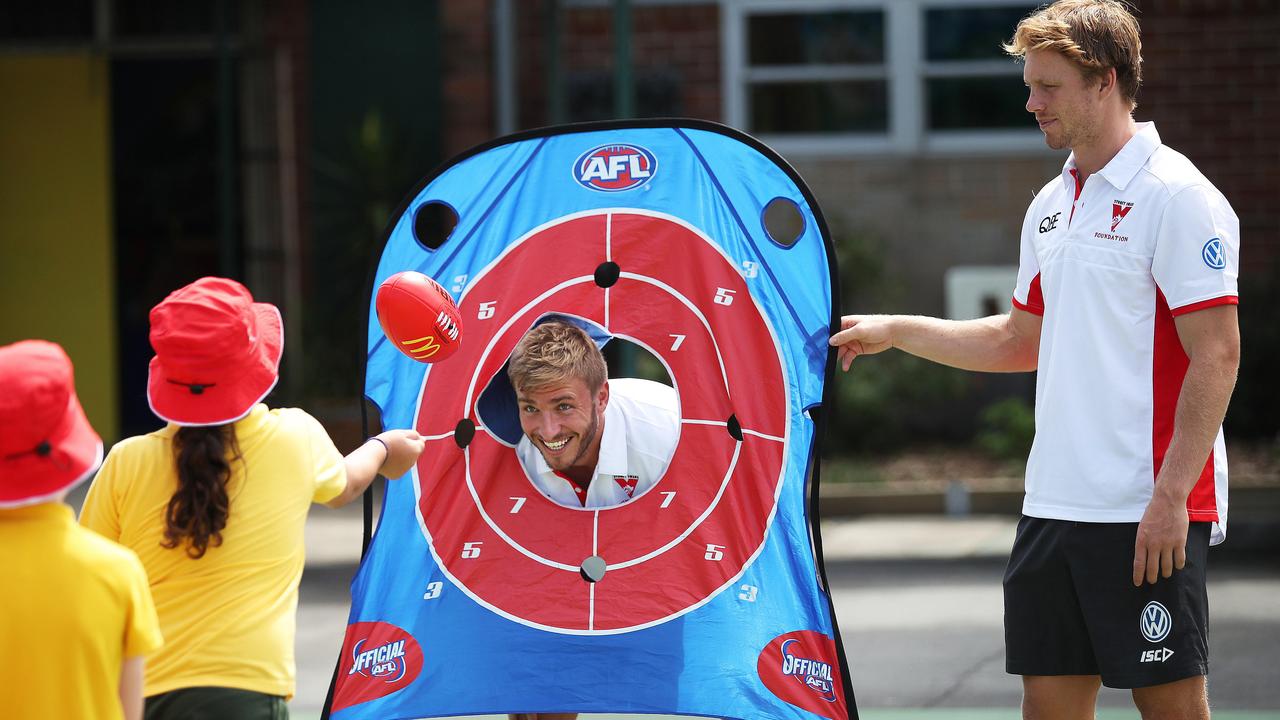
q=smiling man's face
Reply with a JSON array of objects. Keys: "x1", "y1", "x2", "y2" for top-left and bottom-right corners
[{"x1": 517, "y1": 377, "x2": 609, "y2": 481}]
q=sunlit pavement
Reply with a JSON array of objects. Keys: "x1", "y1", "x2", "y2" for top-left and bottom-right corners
[{"x1": 293, "y1": 512, "x2": 1280, "y2": 719}]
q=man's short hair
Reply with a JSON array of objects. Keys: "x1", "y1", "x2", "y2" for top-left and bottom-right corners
[
  {"x1": 1003, "y1": 0, "x2": 1143, "y2": 110},
  {"x1": 508, "y1": 321, "x2": 607, "y2": 395}
]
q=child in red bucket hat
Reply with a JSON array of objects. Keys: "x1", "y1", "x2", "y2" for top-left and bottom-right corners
[
  {"x1": 0, "y1": 339, "x2": 163, "y2": 720},
  {"x1": 79, "y1": 277, "x2": 425, "y2": 719}
]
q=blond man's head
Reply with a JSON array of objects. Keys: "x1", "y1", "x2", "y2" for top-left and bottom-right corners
[
  {"x1": 1004, "y1": 0, "x2": 1143, "y2": 110},
  {"x1": 507, "y1": 321, "x2": 607, "y2": 395}
]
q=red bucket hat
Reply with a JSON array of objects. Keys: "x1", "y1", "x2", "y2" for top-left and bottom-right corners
[
  {"x1": 147, "y1": 277, "x2": 284, "y2": 426},
  {"x1": 0, "y1": 340, "x2": 104, "y2": 508}
]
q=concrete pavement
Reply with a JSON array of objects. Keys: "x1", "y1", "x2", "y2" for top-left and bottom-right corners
[{"x1": 297, "y1": 507, "x2": 1280, "y2": 718}]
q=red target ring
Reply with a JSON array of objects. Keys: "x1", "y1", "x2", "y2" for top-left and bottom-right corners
[{"x1": 412, "y1": 210, "x2": 788, "y2": 633}]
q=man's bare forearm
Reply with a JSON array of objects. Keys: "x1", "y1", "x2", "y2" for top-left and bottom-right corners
[
  {"x1": 886, "y1": 313, "x2": 1039, "y2": 372},
  {"x1": 1154, "y1": 340, "x2": 1239, "y2": 503}
]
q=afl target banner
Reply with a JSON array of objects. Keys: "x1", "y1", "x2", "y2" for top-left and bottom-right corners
[{"x1": 329, "y1": 120, "x2": 857, "y2": 720}]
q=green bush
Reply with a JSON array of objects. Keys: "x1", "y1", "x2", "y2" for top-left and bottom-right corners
[
  {"x1": 825, "y1": 224, "x2": 973, "y2": 454},
  {"x1": 976, "y1": 396, "x2": 1036, "y2": 461}
]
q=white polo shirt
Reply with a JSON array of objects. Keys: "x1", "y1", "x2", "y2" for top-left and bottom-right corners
[
  {"x1": 516, "y1": 378, "x2": 680, "y2": 509},
  {"x1": 1012, "y1": 123, "x2": 1238, "y2": 544}
]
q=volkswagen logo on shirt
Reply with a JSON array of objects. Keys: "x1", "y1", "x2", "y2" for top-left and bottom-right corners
[
  {"x1": 1202, "y1": 237, "x2": 1226, "y2": 270},
  {"x1": 1140, "y1": 601, "x2": 1173, "y2": 643}
]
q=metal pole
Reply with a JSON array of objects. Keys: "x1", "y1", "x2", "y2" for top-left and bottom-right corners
[
  {"x1": 216, "y1": 0, "x2": 238, "y2": 277},
  {"x1": 275, "y1": 48, "x2": 304, "y2": 395},
  {"x1": 494, "y1": 0, "x2": 517, "y2": 135},
  {"x1": 613, "y1": 0, "x2": 633, "y2": 119},
  {"x1": 545, "y1": 0, "x2": 564, "y2": 124}
]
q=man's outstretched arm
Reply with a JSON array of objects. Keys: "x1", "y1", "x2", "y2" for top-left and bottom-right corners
[{"x1": 829, "y1": 307, "x2": 1043, "y2": 373}]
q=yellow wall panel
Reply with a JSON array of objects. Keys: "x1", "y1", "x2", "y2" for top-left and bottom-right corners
[{"x1": 0, "y1": 54, "x2": 117, "y2": 442}]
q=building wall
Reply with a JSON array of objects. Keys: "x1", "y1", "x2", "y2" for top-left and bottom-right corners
[
  {"x1": 1135, "y1": 0, "x2": 1279, "y2": 272},
  {"x1": 797, "y1": 153, "x2": 1064, "y2": 315},
  {"x1": 441, "y1": 0, "x2": 495, "y2": 155},
  {"x1": 0, "y1": 54, "x2": 118, "y2": 442},
  {"x1": 514, "y1": 2, "x2": 721, "y2": 127},
  {"x1": 440, "y1": 0, "x2": 1277, "y2": 314}
]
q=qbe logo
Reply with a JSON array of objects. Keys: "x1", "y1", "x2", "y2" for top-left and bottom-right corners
[
  {"x1": 573, "y1": 143, "x2": 657, "y2": 192},
  {"x1": 1140, "y1": 601, "x2": 1172, "y2": 643}
]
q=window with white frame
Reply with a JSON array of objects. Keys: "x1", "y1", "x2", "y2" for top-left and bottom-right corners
[
  {"x1": 723, "y1": 0, "x2": 1044, "y2": 154},
  {"x1": 924, "y1": 5, "x2": 1036, "y2": 131},
  {"x1": 745, "y1": 8, "x2": 888, "y2": 134}
]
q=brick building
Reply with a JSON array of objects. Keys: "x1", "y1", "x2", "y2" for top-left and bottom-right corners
[
  {"x1": 3, "y1": 1, "x2": 1274, "y2": 444},
  {"x1": 441, "y1": 0, "x2": 1278, "y2": 319}
]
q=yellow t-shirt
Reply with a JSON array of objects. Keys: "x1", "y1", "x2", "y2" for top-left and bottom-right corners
[
  {"x1": 80, "y1": 404, "x2": 347, "y2": 699},
  {"x1": 1, "y1": 502, "x2": 163, "y2": 720}
]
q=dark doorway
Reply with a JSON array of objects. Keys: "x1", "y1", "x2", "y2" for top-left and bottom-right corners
[{"x1": 111, "y1": 57, "x2": 242, "y2": 436}]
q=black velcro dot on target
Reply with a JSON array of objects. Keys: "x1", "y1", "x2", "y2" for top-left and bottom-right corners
[
  {"x1": 454, "y1": 419, "x2": 476, "y2": 448},
  {"x1": 580, "y1": 555, "x2": 607, "y2": 583},
  {"x1": 726, "y1": 414, "x2": 744, "y2": 442},
  {"x1": 594, "y1": 262, "x2": 620, "y2": 288}
]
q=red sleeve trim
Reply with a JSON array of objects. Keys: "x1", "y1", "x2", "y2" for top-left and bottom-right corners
[
  {"x1": 1170, "y1": 295, "x2": 1238, "y2": 317},
  {"x1": 1011, "y1": 273, "x2": 1045, "y2": 316},
  {"x1": 1011, "y1": 297, "x2": 1044, "y2": 315}
]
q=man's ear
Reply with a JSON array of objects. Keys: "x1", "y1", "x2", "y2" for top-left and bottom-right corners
[
  {"x1": 1098, "y1": 66, "x2": 1118, "y2": 99},
  {"x1": 597, "y1": 380, "x2": 610, "y2": 412}
]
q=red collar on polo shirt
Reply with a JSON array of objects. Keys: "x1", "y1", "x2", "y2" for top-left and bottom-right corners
[{"x1": 552, "y1": 469, "x2": 591, "y2": 506}]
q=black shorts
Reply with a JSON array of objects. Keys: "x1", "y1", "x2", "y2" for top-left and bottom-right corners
[
  {"x1": 145, "y1": 687, "x2": 288, "y2": 720},
  {"x1": 1003, "y1": 516, "x2": 1210, "y2": 688}
]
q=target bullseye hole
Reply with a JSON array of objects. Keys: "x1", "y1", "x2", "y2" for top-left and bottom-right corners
[
  {"x1": 413, "y1": 200, "x2": 459, "y2": 251},
  {"x1": 594, "y1": 261, "x2": 620, "y2": 288}
]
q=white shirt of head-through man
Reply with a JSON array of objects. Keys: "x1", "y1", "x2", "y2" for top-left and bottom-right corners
[{"x1": 515, "y1": 377, "x2": 679, "y2": 509}]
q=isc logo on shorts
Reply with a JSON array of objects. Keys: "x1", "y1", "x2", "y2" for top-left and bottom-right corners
[
  {"x1": 1137, "y1": 601, "x2": 1175, "y2": 663},
  {"x1": 574, "y1": 144, "x2": 657, "y2": 192}
]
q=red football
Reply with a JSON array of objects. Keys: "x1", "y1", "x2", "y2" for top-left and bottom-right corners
[{"x1": 375, "y1": 271, "x2": 463, "y2": 363}]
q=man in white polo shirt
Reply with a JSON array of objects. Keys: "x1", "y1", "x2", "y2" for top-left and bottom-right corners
[
  {"x1": 510, "y1": 320, "x2": 680, "y2": 510},
  {"x1": 506, "y1": 321, "x2": 680, "y2": 720},
  {"x1": 830, "y1": 2, "x2": 1239, "y2": 719}
]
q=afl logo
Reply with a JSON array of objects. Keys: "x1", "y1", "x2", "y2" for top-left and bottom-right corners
[
  {"x1": 1202, "y1": 237, "x2": 1226, "y2": 270},
  {"x1": 757, "y1": 630, "x2": 848, "y2": 720},
  {"x1": 1140, "y1": 601, "x2": 1172, "y2": 643},
  {"x1": 350, "y1": 637, "x2": 407, "y2": 681},
  {"x1": 331, "y1": 621, "x2": 424, "y2": 712},
  {"x1": 573, "y1": 143, "x2": 657, "y2": 192}
]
